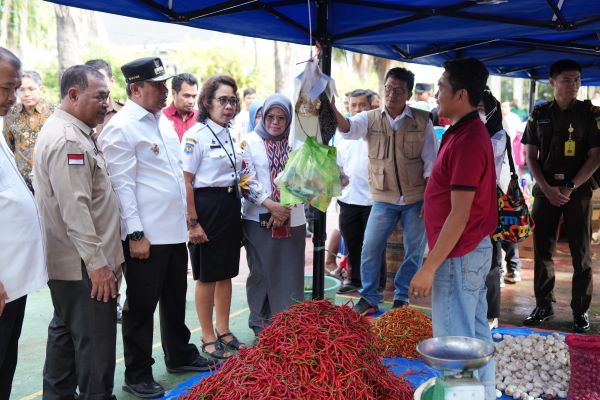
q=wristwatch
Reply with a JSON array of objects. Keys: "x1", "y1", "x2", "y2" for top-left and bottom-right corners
[
  {"x1": 128, "y1": 231, "x2": 144, "y2": 241},
  {"x1": 566, "y1": 181, "x2": 576, "y2": 190},
  {"x1": 188, "y1": 218, "x2": 199, "y2": 227}
]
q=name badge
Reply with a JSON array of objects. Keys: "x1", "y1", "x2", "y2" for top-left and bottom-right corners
[{"x1": 564, "y1": 139, "x2": 576, "y2": 157}]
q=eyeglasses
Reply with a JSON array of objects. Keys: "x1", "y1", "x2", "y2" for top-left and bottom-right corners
[
  {"x1": 215, "y1": 96, "x2": 239, "y2": 106},
  {"x1": 384, "y1": 84, "x2": 408, "y2": 96},
  {"x1": 265, "y1": 114, "x2": 286, "y2": 123}
]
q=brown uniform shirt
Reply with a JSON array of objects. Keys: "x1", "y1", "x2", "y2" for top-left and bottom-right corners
[
  {"x1": 33, "y1": 108, "x2": 124, "y2": 280},
  {"x1": 93, "y1": 97, "x2": 123, "y2": 141}
]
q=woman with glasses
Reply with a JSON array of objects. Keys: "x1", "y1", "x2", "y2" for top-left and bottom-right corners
[
  {"x1": 181, "y1": 75, "x2": 248, "y2": 359},
  {"x1": 240, "y1": 94, "x2": 306, "y2": 338}
]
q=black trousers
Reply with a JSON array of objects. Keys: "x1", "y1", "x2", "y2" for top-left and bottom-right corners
[
  {"x1": 43, "y1": 264, "x2": 116, "y2": 400},
  {"x1": 486, "y1": 240, "x2": 502, "y2": 319},
  {"x1": 532, "y1": 186, "x2": 593, "y2": 314},
  {"x1": 122, "y1": 242, "x2": 199, "y2": 383},
  {"x1": 0, "y1": 295, "x2": 26, "y2": 400},
  {"x1": 338, "y1": 201, "x2": 386, "y2": 289}
]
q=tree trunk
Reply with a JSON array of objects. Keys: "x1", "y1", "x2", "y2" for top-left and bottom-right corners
[
  {"x1": 0, "y1": 0, "x2": 14, "y2": 48},
  {"x1": 373, "y1": 57, "x2": 395, "y2": 94},
  {"x1": 274, "y1": 40, "x2": 293, "y2": 95},
  {"x1": 54, "y1": 4, "x2": 82, "y2": 77}
]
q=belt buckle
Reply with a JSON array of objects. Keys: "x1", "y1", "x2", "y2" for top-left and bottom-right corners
[
  {"x1": 554, "y1": 173, "x2": 565, "y2": 181},
  {"x1": 227, "y1": 186, "x2": 233, "y2": 193}
]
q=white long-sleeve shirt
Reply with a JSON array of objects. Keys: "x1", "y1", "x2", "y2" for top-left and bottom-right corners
[
  {"x1": 341, "y1": 106, "x2": 438, "y2": 205},
  {"x1": 333, "y1": 132, "x2": 372, "y2": 206},
  {"x1": 98, "y1": 100, "x2": 188, "y2": 244},
  {"x1": 0, "y1": 132, "x2": 47, "y2": 301}
]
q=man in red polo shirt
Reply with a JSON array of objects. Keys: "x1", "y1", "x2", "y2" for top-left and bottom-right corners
[
  {"x1": 164, "y1": 73, "x2": 199, "y2": 141},
  {"x1": 409, "y1": 58, "x2": 497, "y2": 400}
]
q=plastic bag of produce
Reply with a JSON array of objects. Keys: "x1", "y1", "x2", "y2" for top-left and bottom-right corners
[
  {"x1": 279, "y1": 136, "x2": 341, "y2": 211},
  {"x1": 566, "y1": 334, "x2": 600, "y2": 399}
]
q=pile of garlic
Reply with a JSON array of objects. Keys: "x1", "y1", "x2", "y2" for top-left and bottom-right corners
[{"x1": 494, "y1": 332, "x2": 569, "y2": 399}]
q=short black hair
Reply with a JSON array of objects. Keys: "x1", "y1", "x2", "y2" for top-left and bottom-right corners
[
  {"x1": 85, "y1": 59, "x2": 113, "y2": 78},
  {"x1": 172, "y1": 72, "x2": 198, "y2": 93},
  {"x1": 243, "y1": 88, "x2": 256, "y2": 98},
  {"x1": 442, "y1": 58, "x2": 489, "y2": 107},
  {"x1": 365, "y1": 89, "x2": 380, "y2": 105},
  {"x1": 549, "y1": 59, "x2": 581, "y2": 78},
  {"x1": 0, "y1": 47, "x2": 21, "y2": 70},
  {"x1": 384, "y1": 67, "x2": 415, "y2": 92},
  {"x1": 60, "y1": 65, "x2": 104, "y2": 99},
  {"x1": 349, "y1": 89, "x2": 368, "y2": 98}
]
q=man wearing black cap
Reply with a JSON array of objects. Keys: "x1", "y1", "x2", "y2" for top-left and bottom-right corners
[
  {"x1": 98, "y1": 57, "x2": 217, "y2": 398},
  {"x1": 412, "y1": 83, "x2": 433, "y2": 112}
]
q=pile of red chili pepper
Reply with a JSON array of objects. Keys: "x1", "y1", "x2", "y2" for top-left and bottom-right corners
[
  {"x1": 179, "y1": 300, "x2": 414, "y2": 400},
  {"x1": 373, "y1": 307, "x2": 432, "y2": 359}
]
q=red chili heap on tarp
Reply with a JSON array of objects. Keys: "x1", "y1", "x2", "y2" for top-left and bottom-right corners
[
  {"x1": 179, "y1": 300, "x2": 414, "y2": 400},
  {"x1": 373, "y1": 307, "x2": 432, "y2": 359}
]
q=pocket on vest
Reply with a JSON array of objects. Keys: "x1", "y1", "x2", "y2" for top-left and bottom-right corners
[
  {"x1": 368, "y1": 135, "x2": 388, "y2": 159},
  {"x1": 368, "y1": 164, "x2": 385, "y2": 190},
  {"x1": 405, "y1": 159, "x2": 425, "y2": 187},
  {"x1": 403, "y1": 131, "x2": 423, "y2": 160}
]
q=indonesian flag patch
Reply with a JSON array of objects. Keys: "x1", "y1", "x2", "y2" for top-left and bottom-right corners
[{"x1": 67, "y1": 153, "x2": 84, "y2": 166}]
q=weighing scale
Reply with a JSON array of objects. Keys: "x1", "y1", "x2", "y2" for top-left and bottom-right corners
[{"x1": 414, "y1": 336, "x2": 495, "y2": 400}]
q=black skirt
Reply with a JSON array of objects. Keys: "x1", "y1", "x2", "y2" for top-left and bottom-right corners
[{"x1": 188, "y1": 187, "x2": 241, "y2": 282}]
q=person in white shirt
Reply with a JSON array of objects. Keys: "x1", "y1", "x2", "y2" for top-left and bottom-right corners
[
  {"x1": 0, "y1": 46, "x2": 47, "y2": 400},
  {"x1": 334, "y1": 89, "x2": 386, "y2": 295},
  {"x1": 239, "y1": 93, "x2": 306, "y2": 337},
  {"x1": 181, "y1": 75, "x2": 248, "y2": 360},
  {"x1": 99, "y1": 57, "x2": 216, "y2": 399},
  {"x1": 331, "y1": 67, "x2": 438, "y2": 315}
]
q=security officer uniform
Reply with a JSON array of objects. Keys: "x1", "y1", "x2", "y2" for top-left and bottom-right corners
[
  {"x1": 33, "y1": 108, "x2": 124, "y2": 399},
  {"x1": 522, "y1": 99, "x2": 600, "y2": 327}
]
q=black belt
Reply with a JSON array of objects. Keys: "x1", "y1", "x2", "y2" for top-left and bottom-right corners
[{"x1": 194, "y1": 186, "x2": 236, "y2": 194}]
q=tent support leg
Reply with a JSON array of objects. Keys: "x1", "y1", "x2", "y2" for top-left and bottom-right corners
[{"x1": 528, "y1": 79, "x2": 537, "y2": 114}]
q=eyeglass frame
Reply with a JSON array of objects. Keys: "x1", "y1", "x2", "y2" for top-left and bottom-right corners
[
  {"x1": 214, "y1": 96, "x2": 239, "y2": 107},
  {"x1": 264, "y1": 114, "x2": 287, "y2": 123},
  {"x1": 384, "y1": 84, "x2": 409, "y2": 96}
]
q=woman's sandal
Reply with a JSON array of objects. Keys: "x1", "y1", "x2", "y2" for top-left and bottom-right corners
[
  {"x1": 215, "y1": 329, "x2": 247, "y2": 351},
  {"x1": 201, "y1": 339, "x2": 231, "y2": 359}
]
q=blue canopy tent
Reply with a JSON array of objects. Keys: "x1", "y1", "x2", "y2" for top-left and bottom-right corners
[{"x1": 45, "y1": 0, "x2": 600, "y2": 297}]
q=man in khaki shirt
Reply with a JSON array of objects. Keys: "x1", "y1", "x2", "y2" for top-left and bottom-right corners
[{"x1": 33, "y1": 65, "x2": 123, "y2": 400}]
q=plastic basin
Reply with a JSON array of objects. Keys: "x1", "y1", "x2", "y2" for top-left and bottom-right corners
[{"x1": 303, "y1": 275, "x2": 341, "y2": 302}]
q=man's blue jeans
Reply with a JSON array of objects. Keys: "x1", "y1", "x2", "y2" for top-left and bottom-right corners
[
  {"x1": 358, "y1": 200, "x2": 426, "y2": 306},
  {"x1": 432, "y1": 237, "x2": 496, "y2": 400}
]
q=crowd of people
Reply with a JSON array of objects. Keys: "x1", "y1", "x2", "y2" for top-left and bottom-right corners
[{"x1": 1, "y1": 43, "x2": 599, "y2": 400}]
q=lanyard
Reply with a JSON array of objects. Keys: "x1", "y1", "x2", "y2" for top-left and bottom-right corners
[{"x1": 206, "y1": 124, "x2": 237, "y2": 172}]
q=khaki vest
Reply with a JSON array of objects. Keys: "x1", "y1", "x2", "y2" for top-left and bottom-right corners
[{"x1": 366, "y1": 107, "x2": 430, "y2": 204}]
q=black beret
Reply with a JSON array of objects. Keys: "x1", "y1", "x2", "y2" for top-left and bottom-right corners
[{"x1": 121, "y1": 57, "x2": 172, "y2": 84}]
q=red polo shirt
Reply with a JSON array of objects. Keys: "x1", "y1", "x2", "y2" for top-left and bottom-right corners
[
  {"x1": 163, "y1": 102, "x2": 198, "y2": 141},
  {"x1": 424, "y1": 111, "x2": 497, "y2": 258}
]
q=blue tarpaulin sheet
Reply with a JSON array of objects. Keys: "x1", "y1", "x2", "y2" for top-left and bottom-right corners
[
  {"x1": 159, "y1": 326, "x2": 567, "y2": 400},
  {"x1": 44, "y1": 0, "x2": 600, "y2": 84}
]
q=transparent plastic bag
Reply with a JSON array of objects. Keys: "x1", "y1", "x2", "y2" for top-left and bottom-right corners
[{"x1": 279, "y1": 136, "x2": 341, "y2": 212}]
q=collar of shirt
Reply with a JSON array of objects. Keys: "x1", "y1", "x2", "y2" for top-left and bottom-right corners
[
  {"x1": 128, "y1": 99, "x2": 163, "y2": 122},
  {"x1": 165, "y1": 102, "x2": 197, "y2": 122},
  {"x1": 381, "y1": 105, "x2": 413, "y2": 132},
  {"x1": 54, "y1": 108, "x2": 93, "y2": 136},
  {"x1": 550, "y1": 98, "x2": 578, "y2": 112},
  {"x1": 206, "y1": 117, "x2": 229, "y2": 136},
  {"x1": 16, "y1": 101, "x2": 52, "y2": 115}
]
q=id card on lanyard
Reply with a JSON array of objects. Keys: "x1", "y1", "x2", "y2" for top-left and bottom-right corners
[
  {"x1": 206, "y1": 125, "x2": 242, "y2": 199},
  {"x1": 565, "y1": 124, "x2": 575, "y2": 157}
]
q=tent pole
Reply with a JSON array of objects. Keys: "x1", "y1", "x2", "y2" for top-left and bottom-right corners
[
  {"x1": 311, "y1": 0, "x2": 331, "y2": 300},
  {"x1": 528, "y1": 79, "x2": 537, "y2": 114}
]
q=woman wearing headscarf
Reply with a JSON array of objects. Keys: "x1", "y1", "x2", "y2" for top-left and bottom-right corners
[
  {"x1": 247, "y1": 99, "x2": 264, "y2": 133},
  {"x1": 182, "y1": 75, "x2": 250, "y2": 359},
  {"x1": 478, "y1": 89, "x2": 510, "y2": 329},
  {"x1": 240, "y1": 94, "x2": 306, "y2": 337}
]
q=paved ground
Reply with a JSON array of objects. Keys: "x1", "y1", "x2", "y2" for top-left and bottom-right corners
[{"x1": 10, "y1": 209, "x2": 600, "y2": 399}]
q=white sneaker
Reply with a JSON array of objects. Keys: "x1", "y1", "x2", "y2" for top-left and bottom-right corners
[{"x1": 488, "y1": 318, "x2": 498, "y2": 330}]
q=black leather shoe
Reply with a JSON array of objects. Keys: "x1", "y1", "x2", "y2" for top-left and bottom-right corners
[
  {"x1": 122, "y1": 380, "x2": 165, "y2": 399},
  {"x1": 392, "y1": 300, "x2": 409, "y2": 309},
  {"x1": 166, "y1": 355, "x2": 220, "y2": 373},
  {"x1": 523, "y1": 306, "x2": 554, "y2": 326},
  {"x1": 573, "y1": 312, "x2": 591, "y2": 333}
]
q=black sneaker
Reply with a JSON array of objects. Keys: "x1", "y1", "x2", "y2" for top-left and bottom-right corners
[
  {"x1": 123, "y1": 380, "x2": 165, "y2": 399},
  {"x1": 337, "y1": 283, "x2": 359, "y2": 294},
  {"x1": 523, "y1": 306, "x2": 554, "y2": 326},
  {"x1": 392, "y1": 300, "x2": 409, "y2": 309},
  {"x1": 352, "y1": 298, "x2": 378, "y2": 315},
  {"x1": 573, "y1": 312, "x2": 591, "y2": 333}
]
